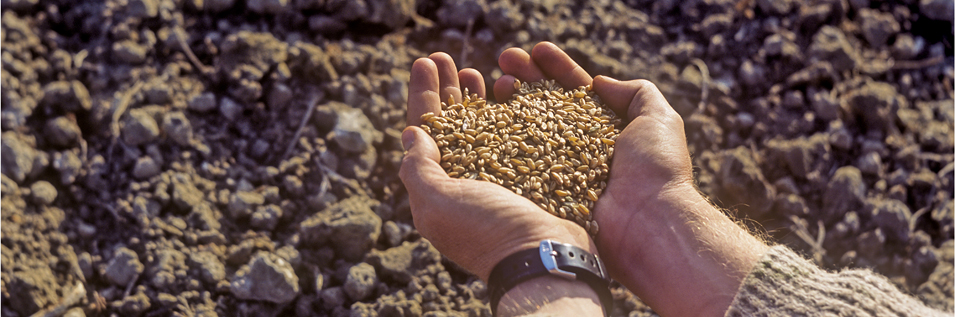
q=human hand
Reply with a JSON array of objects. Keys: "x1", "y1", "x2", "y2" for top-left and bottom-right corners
[
  {"x1": 495, "y1": 42, "x2": 767, "y2": 317},
  {"x1": 399, "y1": 52, "x2": 595, "y2": 282}
]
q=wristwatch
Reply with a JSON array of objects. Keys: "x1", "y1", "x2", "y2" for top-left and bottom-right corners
[{"x1": 488, "y1": 240, "x2": 613, "y2": 316}]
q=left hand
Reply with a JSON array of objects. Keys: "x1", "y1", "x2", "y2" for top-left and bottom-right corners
[{"x1": 399, "y1": 52, "x2": 595, "y2": 281}]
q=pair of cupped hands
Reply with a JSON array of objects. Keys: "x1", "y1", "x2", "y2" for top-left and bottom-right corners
[{"x1": 400, "y1": 41, "x2": 694, "y2": 280}]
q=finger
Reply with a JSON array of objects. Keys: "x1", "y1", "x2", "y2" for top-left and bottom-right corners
[
  {"x1": 530, "y1": 42, "x2": 592, "y2": 89},
  {"x1": 499, "y1": 47, "x2": 546, "y2": 82},
  {"x1": 399, "y1": 126, "x2": 446, "y2": 197},
  {"x1": 408, "y1": 58, "x2": 442, "y2": 127},
  {"x1": 592, "y1": 76, "x2": 674, "y2": 121},
  {"x1": 458, "y1": 68, "x2": 486, "y2": 100},
  {"x1": 493, "y1": 74, "x2": 518, "y2": 102},
  {"x1": 429, "y1": 52, "x2": 462, "y2": 104}
]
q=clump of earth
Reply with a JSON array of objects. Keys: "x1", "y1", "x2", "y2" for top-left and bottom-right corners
[{"x1": 1, "y1": 0, "x2": 952, "y2": 316}]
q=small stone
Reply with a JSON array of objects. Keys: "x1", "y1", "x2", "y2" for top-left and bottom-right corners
[
  {"x1": 329, "y1": 105, "x2": 383, "y2": 154},
  {"x1": 229, "y1": 190, "x2": 265, "y2": 219},
  {"x1": 247, "y1": 0, "x2": 288, "y2": 14},
  {"x1": 63, "y1": 307, "x2": 85, "y2": 317},
  {"x1": 29, "y1": 180, "x2": 57, "y2": 205},
  {"x1": 189, "y1": 92, "x2": 217, "y2": 112},
  {"x1": 112, "y1": 40, "x2": 149, "y2": 64},
  {"x1": 162, "y1": 111, "x2": 193, "y2": 146},
  {"x1": 122, "y1": 108, "x2": 161, "y2": 146},
  {"x1": 205, "y1": 0, "x2": 235, "y2": 11},
  {"x1": 220, "y1": 97, "x2": 243, "y2": 121},
  {"x1": 809, "y1": 87, "x2": 839, "y2": 121},
  {"x1": 892, "y1": 34, "x2": 924, "y2": 60},
  {"x1": 127, "y1": 0, "x2": 159, "y2": 18},
  {"x1": 250, "y1": 204, "x2": 282, "y2": 230},
  {"x1": 868, "y1": 198, "x2": 912, "y2": 242},
  {"x1": 132, "y1": 156, "x2": 161, "y2": 179},
  {"x1": 267, "y1": 83, "x2": 293, "y2": 111},
  {"x1": 738, "y1": 60, "x2": 766, "y2": 87},
  {"x1": 171, "y1": 173, "x2": 203, "y2": 211},
  {"x1": 308, "y1": 15, "x2": 347, "y2": 34},
  {"x1": 808, "y1": 26, "x2": 860, "y2": 71},
  {"x1": 344, "y1": 263, "x2": 377, "y2": 300},
  {"x1": 757, "y1": 0, "x2": 795, "y2": 15},
  {"x1": 856, "y1": 152, "x2": 882, "y2": 175},
  {"x1": 367, "y1": 239, "x2": 442, "y2": 285},
  {"x1": 189, "y1": 251, "x2": 225, "y2": 284},
  {"x1": 844, "y1": 82, "x2": 901, "y2": 135},
  {"x1": 920, "y1": 0, "x2": 955, "y2": 21},
  {"x1": 231, "y1": 252, "x2": 300, "y2": 304},
  {"x1": 321, "y1": 286, "x2": 346, "y2": 310},
  {"x1": 120, "y1": 292, "x2": 151, "y2": 315},
  {"x1": 2, "y1": 131, "x2": 37, "y2": 183},
  {"x1": 719, "y1": 146, "x2": 775, "y2": 217},
  {"x1": 104, "y1": 247, "x2": 144, "y2": 286},
  {"x1": 44, "y1": 116, "x2": 82, "y2": 147},
  {"x1": 436, "y1": 0, "x2": 485, "y2": 28},
  {"x1": 858, "y1": 8, "x2": 900, "y2": 48},
  {"x1": 823, "y1": 166, "x2": 866, "y2": 220},
  {"x1": 299, "y1": 196, "x2": 381, "y2": 261}
]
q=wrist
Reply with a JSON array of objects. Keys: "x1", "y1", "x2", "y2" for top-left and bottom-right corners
[
  {"x1": 596, "y1": 183, "x2": 768, "y2": 317},
  {"x1": 496, "y1": 275, "x2": 605, "y2": 316}
]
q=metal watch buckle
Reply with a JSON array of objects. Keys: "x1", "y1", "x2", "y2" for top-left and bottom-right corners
[{"x1": 539, "y1": 240, "x2": 576, "y2": 280}]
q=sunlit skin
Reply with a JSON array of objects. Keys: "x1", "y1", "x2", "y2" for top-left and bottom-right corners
[{"x1": 401, "y1": 42, "x2": 768, "y2": 317}]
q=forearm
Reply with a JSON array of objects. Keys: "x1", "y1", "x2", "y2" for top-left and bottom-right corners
[
  {"x1": 598, "y1": 184, "x2": 768, "y2": 317},
  {"x1": 496, "y1": 275, "x2": 604, "y2": 316}
]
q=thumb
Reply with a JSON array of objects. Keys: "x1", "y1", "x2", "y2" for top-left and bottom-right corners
[{"x1": 399, "y1": 126, "x2": 446, "y2": 192}]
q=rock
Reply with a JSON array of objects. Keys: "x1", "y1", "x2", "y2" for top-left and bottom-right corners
[
  {"x1": 113, "y1": 40, "x2": 149, "y2": 64},
  {"x1": 189, "y1": 251, "x2": 225, "y2": 284},
  {"x1": 122, "y1": 108, "x2": 161, "y2": 146},
  {"x1": 367, "y1": 239, "x2": 442, "y2": 285},
  {"x1": 218, "y1": 31, "x2": 288, "y2": 76},
  {"x1": 2, "y1": 0, "x2": 38, "y2": 11},
  {"x1": 171, "y1": 173, "x2": 203, "y2": 211},
  {"x1": 739, "y1": 59, "x2": 767, "y2": 87},
  {"x1": 2, "y1": 132, "x2": 37, "y2": 183},
  {"x1": 7, "y1": 267, "x2": 59, "y2": 316},
  {"x1": 309, "y1": 15, "x2": 347, "y2": 34},
  {"x1": 104, "y1": 247, "x2": 144, "y2": 286},
  {"x1": 718, "y1": 147, "x2": 775, "y2": 217},
  {"x1": 219, "y1": 97, "x2": 243, "y2": 121},
  {"x1": 162, "y1": 111, "x2": 193, "y2": 146},
  {"x1": 250, "y1": 204, "x2": 282, "y2": 230},
  {"x1": 128, "y1": 0, "x2": 159, "y2": 18},
  {"x1": 300, "y1": 196, "x2": 381, "y2": 261},
  {"x1": 486, "y1": 1, "x2": 523, "y2": 35},
  {"x1": 436, "y1": 0, "x2": 485, "y2": 28},
  {"x1": 757, "y1": 0, "x2": 796, "y2": 15},
  {"x1": 365, "y1": 0, "x2": 416, "y2": 29},
  {"x1": 344, "y1": 262, "x2": 377, "y2": 300},
  {"x1": 892, "y1": 34, "x2": 925, "y2": 60},
  {"x1": 858, "y1": 8, "x2": 900, "y2": 48},
  {"x1": 328, "y1": 104, "x2": 383, "y2": 154},
  {"x1": 867, "y1": 198, "x2": 912, "y2": 242},
  {"x1": 856, "y1": 151, "x2": 882, "y2": 175},
  {"x1": 205, "y1": 0, "x2": 235, "y2": 11},
  {"x1": 920, "y1": 0, "x2": 955, "y2": 21},
  {"x1": 808, "y1": 26, "x2": 860, "y2": 71},
  {"x1": 44, "y1": 116, "x2": 81, "y2": 147},
  {"x1": 228, "y1": 190, "x2": 265, "y2": 219},
  {"x1": 29, "y1": 180, "x2": 56, "y2": 205},
  {"x1": 823, "y1": 166, "x2": 866, "y2": 221},
  {"x1": 844, "y1": 82, "x2": 902, "y2": 135},
  {"x1": 188, "y1": 92, "x2": 217, "y2": 112},
  {"x1": 321, "y1": 286, "x2": 346, "y2": 310},
  {"x1": 809, "y1": 87, "x2": 839, "y2": 121},
  {"x1": 120, "y1": 292, "x2": 151, "y2": 315},
  {"x1": 247, "y1": 0, "x2": 289, "y2": 14},
  {"x1": 231, "y1": 252, "x2": 300, "y2": 304},
  {"x1": 132, "y1": 156, "x2": 161, "y2": 179},
  {"x1": 267, "y1": 83, "x2": 293, "y2": 111},
  {"x1": 39, "y1": 80, "x2": 92, "y2": 112}
]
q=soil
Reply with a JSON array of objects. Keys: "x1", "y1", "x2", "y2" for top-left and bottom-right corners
[{"x1": 1, "y1": 0, "x2": 952, "y2": 316}]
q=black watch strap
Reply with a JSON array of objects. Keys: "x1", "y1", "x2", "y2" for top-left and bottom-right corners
[{"x1": 488, "y1": 240, "x2": 612, "y2": 316}]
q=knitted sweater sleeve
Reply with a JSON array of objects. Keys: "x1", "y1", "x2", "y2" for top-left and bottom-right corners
[{"x1": 725, "y1": 245, "x2": 949, "y2": 317}]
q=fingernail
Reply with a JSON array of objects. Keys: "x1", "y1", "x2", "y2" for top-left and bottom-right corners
[{"x1": 401, "y1": 127, "x2": 415, "y2": 151}]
